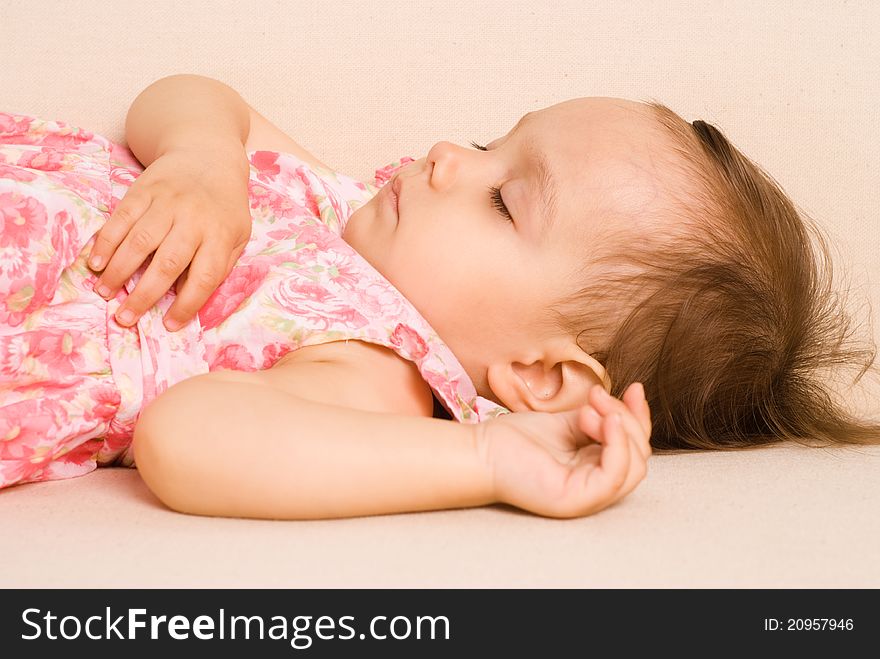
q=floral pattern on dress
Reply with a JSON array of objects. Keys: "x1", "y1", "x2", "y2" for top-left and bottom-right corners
[{"x1": 0, "y1": 111, "x2": 511, "y2": 490}]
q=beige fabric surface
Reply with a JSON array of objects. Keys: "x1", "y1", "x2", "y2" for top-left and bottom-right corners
[{"x1": 1, "y1": 0, "x2": 878, "y2": 588}]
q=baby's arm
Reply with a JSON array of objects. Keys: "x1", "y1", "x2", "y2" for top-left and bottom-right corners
[
  {"x1": 133, "y1": 356, "x2": 651, "y2": 520},
  {"x1": 131, "y1": 368, "x2": 495, "y2": 520}
]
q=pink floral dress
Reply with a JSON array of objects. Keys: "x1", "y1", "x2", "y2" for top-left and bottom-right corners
[{"x1": 0, "y1": 111, "x2": 511, "y2": 490}]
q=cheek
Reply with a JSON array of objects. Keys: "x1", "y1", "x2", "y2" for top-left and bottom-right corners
[
  {"x1": 400, "y1": 224, "x2": 472, "y2": 274},
  {"x1": 391, "y1": 215, "x2": 519, "y2": 310},
  {"x1": 395, "y1": 242, "x2": 478, "y2": 318}
]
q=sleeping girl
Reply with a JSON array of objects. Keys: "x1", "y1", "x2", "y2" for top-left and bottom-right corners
[{"x1": 1, "y1": 74, "x2": 877, "y2": 519}]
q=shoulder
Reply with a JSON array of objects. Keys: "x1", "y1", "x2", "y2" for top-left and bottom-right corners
[{"x1": 254, "y1": 340, "x2": 436, "y2": 418}]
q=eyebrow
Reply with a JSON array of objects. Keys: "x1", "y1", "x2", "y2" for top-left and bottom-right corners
[{"x1": 509, "y1": 115, "x2": 559, "y2": 237}]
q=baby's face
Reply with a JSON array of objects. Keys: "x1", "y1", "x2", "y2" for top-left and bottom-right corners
[{"x1": 343, "y1": 96, "x2": 678, "y2": 399}]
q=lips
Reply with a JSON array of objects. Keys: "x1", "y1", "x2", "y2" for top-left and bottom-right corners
[{"x1": 387, "y1": 175, "x2": 401, "y2": 221}]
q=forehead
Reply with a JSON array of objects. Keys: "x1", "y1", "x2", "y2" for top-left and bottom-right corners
[
  {"x1": 519, "y1": 97, "x2": 680, "y2": 242},
  {"x1": 524, "y1": 97, "x2": 658, "y2": 146}
]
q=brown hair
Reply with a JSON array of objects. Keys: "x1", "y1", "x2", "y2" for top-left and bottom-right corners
[{"x1": 550, "y1": 99, "x2": 880, "y2": 452}]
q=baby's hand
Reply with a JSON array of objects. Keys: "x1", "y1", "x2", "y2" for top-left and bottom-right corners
[
  {"x1": 87, "y1": 144, "x2": 253, "y2": 330},
  {"x1": 477, "y1": 382, "x2": 652, "y2": 518}
]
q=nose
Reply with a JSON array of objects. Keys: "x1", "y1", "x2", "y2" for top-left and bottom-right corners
[{"x1": 425, "y1": 140, "x2": 469, "y2": 193}]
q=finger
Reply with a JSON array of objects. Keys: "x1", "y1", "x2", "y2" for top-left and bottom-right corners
[
  {"x1": 569, "y1": 412, "x2": 632, "y2": 516},
  {"x1": 589, "y1": 384, "x2": 651, "y2": 459},
  {"x1": 570, "y1": 414, "x2": 647, "y2": 510},
  {"x1": 581, "y1": 408, "x2": 649, "y2": 467},
  {"x1": 577, "y1": 406, "x2": 603, "y2": 446},
  {"x1": 94, "y1": 204, "x2": 173, "y2": 299},
  {"x1": 556, "y1": 404, "x2": 597, "y2": 450},
  {"x1": 622, "y1": 381, "x2": 653, "y2": 441},
  {"x1": 589, "y1": 382, "x2": 633, "y2": 418},
  {"x1": 175, "y1": 265, "x2": 189, "y2": 294},
  {"x1": 162, "y1": 238, "x2": 232, "y2": 331},
  {"x1": 172, "y1": 240, "x2": 242, "y2": 298},
  {"x1": 227, "y1": 240, "x2": 247, "y2": 271},
  {"x1": 609, "y1": 433, "x2": 650, "y2": 505},
  {"x1": 175, "y1": 224, "x2": 250, "y2": 296},
  {"x1": 88, "y1": 191, "x2": 151, "y2": 272},
  {"x1": 113, "y1": 232, "x2": 199, "y2": 327},
  {"x1": 583, "y1": 391, "x2": 649, "y2": 460}
]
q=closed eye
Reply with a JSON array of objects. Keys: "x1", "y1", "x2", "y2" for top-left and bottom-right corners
[{"x1": 469, "y1": 140, "x2": 513, "y2": 223}]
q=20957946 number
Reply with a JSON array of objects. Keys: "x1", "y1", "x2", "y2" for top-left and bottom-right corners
[{"x1": 763, "y1": 618, "x2": 854, "y2": 631}]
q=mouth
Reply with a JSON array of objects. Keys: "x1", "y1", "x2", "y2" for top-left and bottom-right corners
[{"x1": 385, "y1": 175, "x2": 401, "y2": 224}]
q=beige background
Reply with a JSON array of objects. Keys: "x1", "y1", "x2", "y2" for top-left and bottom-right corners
[{"x1": 1, "y1": 0, "x2": 879, "y2": 587}]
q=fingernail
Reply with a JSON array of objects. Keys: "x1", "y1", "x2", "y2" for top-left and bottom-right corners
[
  {"x1": 584, "y1": 407, "x2": 600, "y2": 424},
  {"x1": 89, "y1": 255, "x2": 103, "y2": 269},
  {"x1": 116, "y1": 308, "x2": 134, "y2": 325},
  {"x1": 164, "y1": 317, "x2": 181, "y2": 331},
  {"x1": 634, "y1": 382, "x2": 645, "y2": 398},
  {"x1": 95, "y1": 283, "x2": 111, "y2": 298}
]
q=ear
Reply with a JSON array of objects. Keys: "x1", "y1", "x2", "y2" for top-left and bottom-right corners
[{"x1": 486, "y1": 342, "x2": 610, "y2": 413}]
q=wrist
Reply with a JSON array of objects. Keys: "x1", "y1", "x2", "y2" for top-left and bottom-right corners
[
  {"x1": 155, "y1": 124, "x2": 248, "y2": 163},
  {"x1": 470, "y1": 420, "x2": 500, "y2": 506},
  {"x1": 156, "y1": 135, "x2": 252, "y2": 187}
]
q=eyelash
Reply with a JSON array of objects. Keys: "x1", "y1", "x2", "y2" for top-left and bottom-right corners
[{"x1": 469, "y1": 140, "x2": 513, "y2": 223}]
